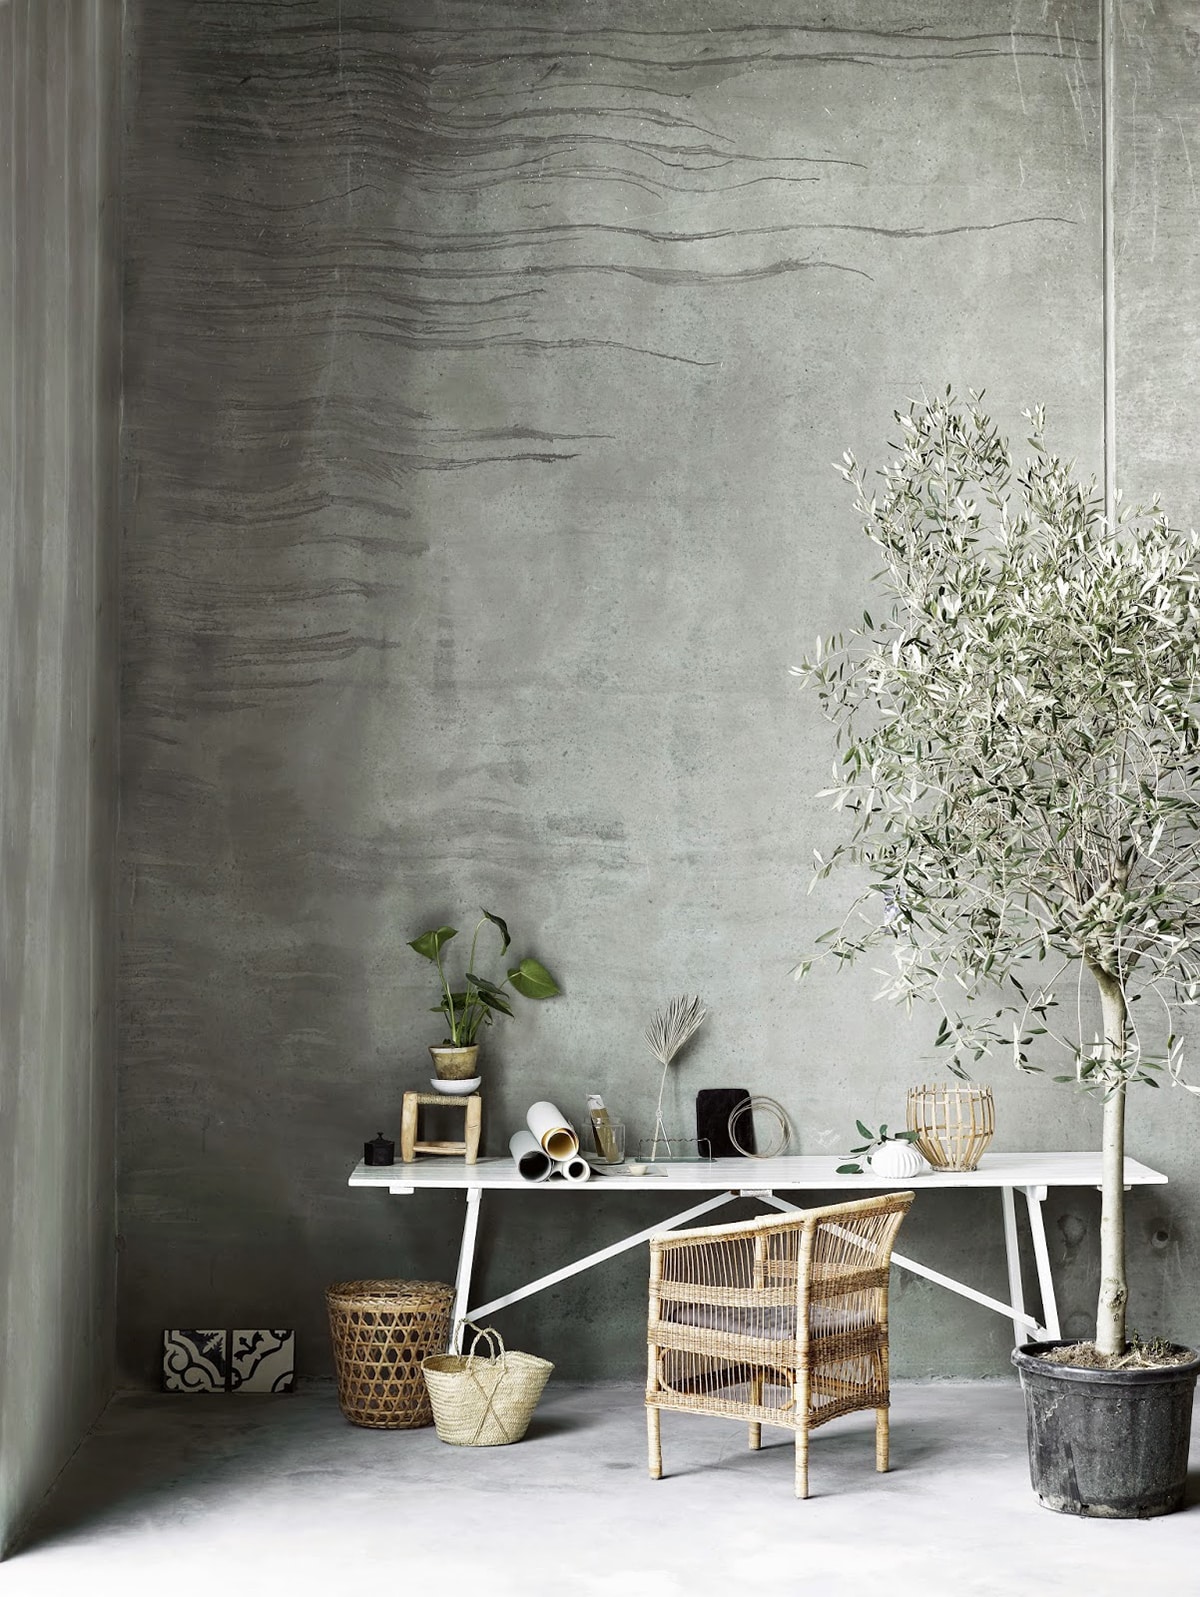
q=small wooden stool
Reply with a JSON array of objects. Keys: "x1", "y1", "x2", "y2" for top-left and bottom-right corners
[{"x1": 400, "y1": 1092, "x2": 481, "y2": 1164}]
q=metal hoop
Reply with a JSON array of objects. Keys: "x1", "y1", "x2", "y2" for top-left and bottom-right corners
[{"x1": 727, "y1": 1095, "x2": 791, "y2": 1159}]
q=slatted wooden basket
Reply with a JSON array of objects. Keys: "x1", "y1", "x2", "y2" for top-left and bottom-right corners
[
  {"x1": 326, "y1": 1279, "x2": 454, "y2": 1429},
  {"x1": 906, "y1": 1084, "x2": 994, "y2": 1171},
  {"x1": 423, "y1": 1322, "x2": 553, "y2": 1446}
]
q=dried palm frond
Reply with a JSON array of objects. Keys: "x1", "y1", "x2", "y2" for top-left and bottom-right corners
[
  {"x1": 646, "y1": 994, "x2": 708, "y2": 1065},
  {"x1": 646, "y1": 995, "x2": 707, "y2": 1158}
]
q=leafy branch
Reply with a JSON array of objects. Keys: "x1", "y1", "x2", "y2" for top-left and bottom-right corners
[
  {"x1": 836, "y1": 1120, "x2": 921, "y2": 1175},
  {"x1": 794, "y1": 390, "x2": 1200, "y2": 1356}
]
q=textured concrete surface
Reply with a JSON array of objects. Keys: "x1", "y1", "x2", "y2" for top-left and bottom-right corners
[
  {"x1": 117, "y1": 0, "x2": 1197, "y2": 1387},
  {"x1": 0, "y1": 0, "x2": 122, "y2": 1556},
  {"x1": 1114, "y1": 1, "x2": 1200, "y2": 515},
  {"x1": 1105, "y1": 0, "x2": 1200, "y2": 1470},
  {"x1": 8, "y1": 1381, "x2": 1200, "y2": 1595}
]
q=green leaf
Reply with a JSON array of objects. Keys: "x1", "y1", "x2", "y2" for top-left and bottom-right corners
[
  {"x1": 508, "y1": 958, "x2": 561, "y2": 1000},
  {"x1": 466, "y1": 973, "x2": 507, "y2": 997},
  {"x1": 855, "y1": 1120, "x2": 874, "y2": 1140},
  {"x1": 481, "y1": 909, "x2": 511, "y2": 955},
  {"x1": 409, "y1": 926, "x2": 457, "y2": 962},
  {"x1": 836, "y1": 1163, "x2": 864, "y2": 1175},
  {"x1": 477, "y1": 990, "x2": 515, "y2": 1018}
]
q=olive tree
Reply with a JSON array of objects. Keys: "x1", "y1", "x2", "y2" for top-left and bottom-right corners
[{"x1": 795, "y1": 391, "x2": 1200, "y2": 1358}]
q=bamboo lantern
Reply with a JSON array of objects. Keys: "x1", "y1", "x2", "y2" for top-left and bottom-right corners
[{"x1": 906, "y1": 1084, "x2": 994, "y2": 1171}]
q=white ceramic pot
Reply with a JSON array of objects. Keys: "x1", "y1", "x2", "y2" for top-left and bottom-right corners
[{"x1": 867, "y1": 1140, "x2": 930, "y2": 1179}]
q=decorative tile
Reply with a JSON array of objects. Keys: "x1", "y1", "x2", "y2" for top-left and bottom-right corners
[
  {"x1": 230, "y1": 1329, "x2": 295, "y2": 1393},
  {"x1": 162, "y1": 1329, "x2": 228, "y2": 1392}
]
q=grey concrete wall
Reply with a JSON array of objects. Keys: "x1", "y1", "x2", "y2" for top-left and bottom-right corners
[
  {"x1": 0, "y1": 0, "x2": 121, "y2": 1555},
  {"x1": 121, "y1": 0, "x2": 1195, "y2": 1384},
  {"x1": 1109, "y1": 2, "x2": 1200, "y2": 1349}
]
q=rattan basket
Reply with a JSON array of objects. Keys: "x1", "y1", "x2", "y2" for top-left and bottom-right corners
[
  {"x1": 423, "y1": 1322, "x2": 553, "y2": 1447},
  {"x1": 906, "y1": 1083, "x2": 994, "y2": 1171},
  {"x1": 326, "y1": 1279, "x2": 454, "y2": 1429}
]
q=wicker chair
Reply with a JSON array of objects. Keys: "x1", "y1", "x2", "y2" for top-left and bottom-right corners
[{"x1": 646, "y1": 1192, "x2": 914, "y2": 1497}]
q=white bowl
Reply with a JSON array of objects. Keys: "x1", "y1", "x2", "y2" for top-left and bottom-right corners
[{"x1": 429, "y1": 1075, "x2": 482, "y2": 1096}]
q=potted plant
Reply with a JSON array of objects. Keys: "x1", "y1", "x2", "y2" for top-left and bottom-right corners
[
  {"x1": 836, "y1": 1120, "x2": 928, "y2": 1179},
  {"x1": 409, "y1": 909, "x2": 560, "y2": 1079},
  {"x1": 795, "y1": 390, "x2": 1200, "y2": 1517}
]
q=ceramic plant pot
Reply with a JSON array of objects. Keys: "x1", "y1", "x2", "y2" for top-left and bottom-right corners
[
  {"x1": 867, "y1": 1140, "x2": 930, "y2": 1179},
  {"x1": 429, "y1": 1044, "x2": 480, "y2": 1081}
]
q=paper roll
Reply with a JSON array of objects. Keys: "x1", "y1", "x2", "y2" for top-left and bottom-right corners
[
  {"x1": 554, "y1": 1154, "x2": 591, "y2": 1183},
  {"x1": 509, "y1": 1129, "x2": 552, "y2": 1183},
  {"x1": 526, "y1": 1100, "x2": 579, "y2": 1161}
]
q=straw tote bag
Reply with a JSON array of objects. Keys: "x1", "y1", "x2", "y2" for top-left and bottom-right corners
[{"x1": 422, "y1": 1322, "x2": 553, "y2": 1446}]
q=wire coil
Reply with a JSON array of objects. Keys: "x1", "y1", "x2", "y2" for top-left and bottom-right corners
[{"x1": 727, "y1": 1095, "x2": 791, "y2": 1159}]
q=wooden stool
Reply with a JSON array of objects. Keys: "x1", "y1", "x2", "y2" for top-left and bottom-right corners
[{"x1": 400, "y1": 1092, "x2": 481, "y2": 1164}]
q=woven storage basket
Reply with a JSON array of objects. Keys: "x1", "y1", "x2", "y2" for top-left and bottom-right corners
[
  {"x1": 423, "y1": 1323, "x2": 553, "y2": 1447},
  {"x1": 326, "y1": 1279, "x2": 454, "y2": 1429}
]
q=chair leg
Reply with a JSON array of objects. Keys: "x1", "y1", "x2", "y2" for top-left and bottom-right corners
[
  {"x1": 875, "y1": 1406, "x2": 889, "y2": 1473},
  {"x1": 647, "y1": 1404, "x2": 662, "y2": 1480},
  {"x1": 748, "y1": 1423, "x2": 761, "y2": 1451},
  {"x1": 794, "y1": 1426, "x2": 809, "y2": 1499}
]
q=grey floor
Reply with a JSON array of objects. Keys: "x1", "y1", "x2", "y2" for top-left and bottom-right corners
[{"x1": 6, "y1": 1380, "x2": 1199, "y2": 1597}]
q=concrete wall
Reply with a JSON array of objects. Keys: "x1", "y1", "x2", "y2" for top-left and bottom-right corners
[
  {"x1": 118, "y1": 0, "x2": 1197, "y2": 1380},
  {"x1": 1109, "y1": 1, "x2": 1200, "y2": 1351},
  {"x1": 0, "y1": 0, "x2": 121, "y2": 1554}
]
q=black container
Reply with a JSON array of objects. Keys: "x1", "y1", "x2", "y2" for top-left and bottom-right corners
[
  {"x1": 363, "y1": 1132, "x2": 395, "y2": 1167},
  {"x1": 1012, "y1": 1339, "x2": 1200, "y2": 1518}
]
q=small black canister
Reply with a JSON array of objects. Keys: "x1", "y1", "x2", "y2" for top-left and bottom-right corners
[{"x1": 364, "y1": 1131, "x2": 395, "y2": 1166}]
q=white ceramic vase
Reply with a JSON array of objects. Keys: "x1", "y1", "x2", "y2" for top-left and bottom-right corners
[{"x1": 867, "y1": 1140, "x2": 930, "y2": 1179}]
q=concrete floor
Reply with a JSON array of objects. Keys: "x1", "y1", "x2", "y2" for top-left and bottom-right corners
[{"x1": 6, "y1": 1380, "x2": 1199, "y2": 1597}]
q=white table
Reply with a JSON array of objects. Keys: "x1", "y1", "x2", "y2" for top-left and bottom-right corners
[{"x1": 348, "y1": 1152, "x2": 1166, "y2": 1350}]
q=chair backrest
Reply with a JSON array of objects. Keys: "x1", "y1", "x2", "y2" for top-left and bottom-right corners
[
  {"x1": 649, "y1": 1192, "x2": 914, "y2": 1339},
  {"x1": 801, "y1": 1192, "x2": 914, "y2": 1348}
]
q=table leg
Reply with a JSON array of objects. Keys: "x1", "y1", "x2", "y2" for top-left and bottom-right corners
[
  {"x1": 1023, "y1": 1184, "x2": 1060, "y2": 1340},
  {"x1": 1000, "y1": 1186, "x2": 1029, "y2": 1346},
  {"x1": 466, "y1": 1192, "x2": 739, "y2": 1324},
  {"x1": 450, "y1": 1187, "x2": 482, "y2": 1351},
  {"x1": 761, "y1": 1192, "x2": 1042, "y2": 1333}
]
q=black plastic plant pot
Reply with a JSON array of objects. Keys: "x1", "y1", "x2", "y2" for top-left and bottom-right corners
[{"x1": 1012, "y1": 1340, "x2": 1200, "y2": 1518}]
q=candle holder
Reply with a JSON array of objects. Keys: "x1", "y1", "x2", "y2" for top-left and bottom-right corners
[{"x1": 906, "y1": 1084, "x2": 994, "y2": 1171}]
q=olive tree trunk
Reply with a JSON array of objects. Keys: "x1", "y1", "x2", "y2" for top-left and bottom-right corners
[{"x1": 1096, "y1": 973, "x2": 1128, "y2": 1358}]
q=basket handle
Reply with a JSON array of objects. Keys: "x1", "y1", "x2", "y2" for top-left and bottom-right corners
[{"x1": 458, "y1": 1320, "x2": 507, "y2": 1371}]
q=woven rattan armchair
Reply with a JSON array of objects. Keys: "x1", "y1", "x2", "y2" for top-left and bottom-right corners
[{"x1": 646, "y1": 1192, "x2": 915, "y2": 1497}]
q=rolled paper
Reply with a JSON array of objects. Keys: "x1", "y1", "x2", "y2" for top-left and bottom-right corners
[
  {"x1": 509, "y1": 1129, "x2": 552, "y2": 1183},
  {"x1": 554, "y1": 1154, "x2": 591, "y2": 1184},
  {"x1": 526, "y1": 1100, "x2": 579, "y2": 1162}
]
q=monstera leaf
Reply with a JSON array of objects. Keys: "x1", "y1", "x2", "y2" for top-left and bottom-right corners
[
  {"x1": 508, "y1": 958, "x2": 560, "y2": 1000},
  {"x1": 408, "y1": 926, "x2": 457, "y2": 962}
]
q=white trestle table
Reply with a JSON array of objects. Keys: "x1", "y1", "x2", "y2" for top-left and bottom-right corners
[{"x1": 348, "y1": 1152, "x2": 1166, "y2": 1351}]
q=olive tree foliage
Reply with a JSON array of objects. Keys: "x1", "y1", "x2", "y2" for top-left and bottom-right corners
[{"x1": 794, "y1": 391, "x2": 1200, "y2": 1355}]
